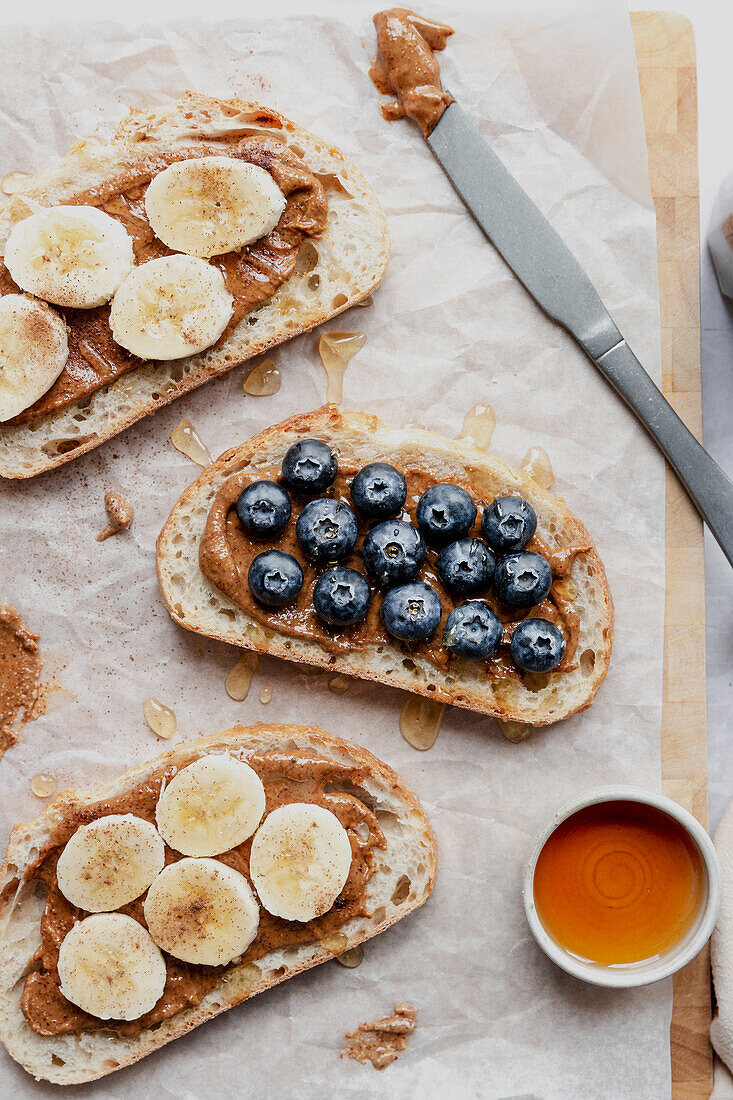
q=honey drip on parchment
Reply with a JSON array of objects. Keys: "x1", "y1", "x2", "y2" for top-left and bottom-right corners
[
  {"x1": 498, "y1": 718, "x2": 533, "y2": 743},
  {"x1": 243, "y1": 358, "x2": 281, "y2": 397},
  {"x1": 399, "y1": 695, "x2": 445, "y2": 750},
  {"x1": 30, "y1": 772, "x2": 57, "y2": 798},
  {"x1": 520, "y1": 445, "x2": 555, "y2": 490},
  {"x1": 318, "y1": 332, "x2": 366, "y2": 404},
  {"x1": 1, "y1": 171, "x2": 31, "y2": 195},
  {"x1": 143, "y1": 697, "x2": 176, "y2": 740},
  {"x1": 336, "y1": 944, "x2": 364, "y2": 968},
  {"x1": 459, "y1": 403, "x2": 496, "y2": 450},
  {"x1": 170, "y1": 419, "x2": 212, "y2": 467},
  {"x1": 259, "y1": 683, "x2": 273, "y2": 705},
  {"x1": 225, "y1": 653, "x2": 259, "y2": 701},
  {"x1": 328, "y1": 674, "x2": 352, "y2": 695}
]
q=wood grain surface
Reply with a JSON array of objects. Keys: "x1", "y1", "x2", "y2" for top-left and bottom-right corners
[{"x1": 631, "y1": 11, "x2": 710, "y2": 1099}]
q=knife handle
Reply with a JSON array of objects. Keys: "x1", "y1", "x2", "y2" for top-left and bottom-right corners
[{"x1": 597, "y1": 339, "x2": 733, "y2": 566}]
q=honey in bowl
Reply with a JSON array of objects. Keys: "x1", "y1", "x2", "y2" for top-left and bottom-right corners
[{"x1": 532, "y1": 800, "x2": 706, "y2": 967}]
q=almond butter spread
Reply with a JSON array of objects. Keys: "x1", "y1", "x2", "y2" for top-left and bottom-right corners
[
  {"x1": 343, "y1": 1002, "x2": 417, "y2": 1069},
  {"x1": 2, "y1": 133, "x2": 327, "y2": 427},
  {"x1": 97, "y1": 491, "x2": 134, "y2": 542},
  {"x1": 199, "y1": 464, "x2": 587, "y2": 682},
  {"x1": 370, "y1": 8, "x2": 454, "y2": 138},
  {"x1": 21, "y1": 749, "x2": 384, "y2": 1037},
  {"x1": 0, "y1": 606, "x2": 42, "y2": 758}
]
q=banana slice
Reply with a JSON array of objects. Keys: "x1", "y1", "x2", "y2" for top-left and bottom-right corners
[
  {"x1": 250, "y1": 803, "x2": 352, "y2": 922},
  {"x1": 144, "y1": 156, "x2": 286, "y2": 259},
  {"x1": 57, "y1": 913, "x2": 166, "y2": 1021},
  {"x1": 109, "y1": 254, "x2": 233, "y2": 361},
  {"x1": 56, "y1": 814, "x2": 165, "y2": 913},
  {"x1": 143, "y1": 857, "x2": 259, "y2": 965},
  {"x1": 4, "y1": 205, "x2": 135, "y2": 309},
  {"x1": 155, "y1": 754, "x2": 266, "y2": 857},
  {"x1": 0, "y1": 293, "x2": 68, "y2": 421}
]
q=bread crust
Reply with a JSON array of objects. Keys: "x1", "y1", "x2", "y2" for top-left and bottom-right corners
[
  {"x1": 157, "y1": 406, "x2": 614, "y2": 726},
  {"x1": 0, "y1": 722, "x2": 437, "y2": 1084},
  {"x1": 0, "y1": 93, "x2": 390, "y2": 479}
]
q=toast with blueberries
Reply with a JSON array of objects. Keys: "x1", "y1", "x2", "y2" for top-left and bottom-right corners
[{"x1": 157, "y1": 406, "x2": 613, "y2": 727}]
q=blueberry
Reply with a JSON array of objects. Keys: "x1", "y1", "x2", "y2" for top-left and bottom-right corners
[
  {"x1": 350, "y1": 462, "x2": 407, "y2": 519},
  {"x1": 295, "y1": 498, "x2": 358, "y2": 563},
  {"x1": 236, "y1": 480, "x2": 292, "y2": 538},
  {"x1": 416, "y1": 483, "x2": 477, "y2": 546},
  {"x1": 436, "y1": 538, "x2": 495, "y2": 596},
  {"x1": 510, "y1": 618, "x2": 566, "y2": 672},
  {"x1": 444, "y1": 601, "x2": 503, "y2": 660},
  {"x1": 362, "y1": 519, "x2": 426, "y2": 588},
  {"x1": 381, "y1": 582, "x2": 442, "y2": 642},
  {"x1": 248, "y1": 549, "x2": 303, "y2": 607},
  {"x1": 481, "y1": 495, "x2": 537, "y2": 554},
  {"x1": 494, "y1": 551, "x2": 552, "y2": 608},
  {"x1": 313, "y1": 566, "x2": 371, "y2": 627},
  {"x1": 281, "y1": 439, "x2": 337, "y2": 495}
]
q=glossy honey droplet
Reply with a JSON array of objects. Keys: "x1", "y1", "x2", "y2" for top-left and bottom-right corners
[
  {"x1": 30, "y1": 772, "x2": 57, "y2": 799},
  {"x1": 318, "y1": 332, "x2": 366, "y2": 404},
  {"x1": 533, "y1": 800, "x2": 706, "y2": 966},
  {"x1": 328, "y1": 674, "x2": 352, "y2": 695},
  {"x1": 169, "y1": 418, "x2": 212, "y2": 467},
  {"x1": 520, "y1": 445, "x2": 555, "y2": 490},
  {"x1": 259, "y1": 683, "x2": 272, "y2": 705},
  {"x1": 459, "y1": 403, "x2": 496, "y2": 450},
  {"x1": 336, "y1": 944, "x2": 364, "y2": 968},
  {"x1": 497, "y1": 718, "x2": 533, "y2": 743},
  {"x1": 399, "y1": 695, "x2": 445, "y2": 751},
  {"x1": 225, "y1": 653, "x2": 259, "y2": 701},
  {"x1": 1, "y1": 171, "x2": 31, "y2": 195},
  {"x1": 243, "y1": 358, "x2": 281, "y2": 397},
  {"x1": 143, "y1": 697, "x2": 176, "y2": 740}
]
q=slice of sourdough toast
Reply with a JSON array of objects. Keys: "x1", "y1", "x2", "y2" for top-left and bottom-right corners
[
  {"x1": 0, "y1": 723, "x2": 437, "y2": 1084},
  {"x1": 0, "y1": 93, "x2": 389, "y2": 479},
  {"x1": 157, "y1": 406, "x2": 614, "y2": 727}
]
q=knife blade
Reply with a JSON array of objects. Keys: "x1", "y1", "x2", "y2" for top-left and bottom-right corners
[{"x1": 428, "y1": 100, "x2": 733, "y2": 568}]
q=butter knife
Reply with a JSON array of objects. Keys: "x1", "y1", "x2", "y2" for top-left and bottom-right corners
[{"x1": 428, "y1": 100, "x2": 733, "y2": 567}]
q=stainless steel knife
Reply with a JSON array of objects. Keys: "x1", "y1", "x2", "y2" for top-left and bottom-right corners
[{"x1": 428, "y1": 100, "x2": 733, "y2": 567}]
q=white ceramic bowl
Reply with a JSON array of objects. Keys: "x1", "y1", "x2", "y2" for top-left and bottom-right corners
[{"x1": 522, "y1": 785, "x2": 721, "y2": 988}]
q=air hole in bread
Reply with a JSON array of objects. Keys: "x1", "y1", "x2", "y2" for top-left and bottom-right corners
[
  {"x1": 103, "y1": 1059, "x2": 121, "y2": 1070},
  {"x1": 354, "y1": 821, "x2": 369, "y2": 842},
  {"x1": 220, "y1": 609, "x2": 236, "y2": 621},
  {"x1": 295, "y1": 241, "x2": 319, "y2": 274},
  {"x1": 402, "y1": 658, "x2": 416, "y2": 671},
  {"x1": 391, "y1": 875, "x2": 411, "y2": 905},
  {"x1": 41, "y1": 434, "x2": 98, "y2": 456},
  {"x1": 331, "y1": 293, "x2": 348, "y2": 308},
  {"x1": 416, "y1": 862, "x2": 426, "y2": 875},
  {"x1": 580, "y1": 648, "x2": 596, "y2": 675},
  {"x1": 372, "y1": 905, "x2": 387, "y2": 922},
  {"x1": 308, "y1": 273, "x2": 320, "y2": 290},
  {"x1": 51, "y1": 1055, "x2": 65, "y2": 1066}
]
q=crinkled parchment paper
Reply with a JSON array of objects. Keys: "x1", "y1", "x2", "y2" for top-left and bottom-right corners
[{"x1": 0, "y1": 2, "x2": 668, "y2": 1096}]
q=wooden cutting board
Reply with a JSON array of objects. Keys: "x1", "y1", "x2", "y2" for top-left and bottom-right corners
[{"x1": 630, "y1": 12, "x2": 710, "y2": 1099}]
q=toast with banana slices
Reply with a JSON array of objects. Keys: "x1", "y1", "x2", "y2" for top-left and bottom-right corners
[
  {"x1": 0, "y1": 723, "x2": 437, "y2": 1084},
  {"x1": 0, "y1": 93, "x2": 389, "y2": 479},
  {"x1": 157, "y1": 406, "x2": 614, "y2": 727}
]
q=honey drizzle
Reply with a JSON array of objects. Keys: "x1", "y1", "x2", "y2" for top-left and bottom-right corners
[
  {"x1": 336, "y1": 944, "x2": 364, "y2": 968},
  {"x1": 259, "y1": 683, "x2": 273, "y2": 705},
  {"x1": 169, "y1": 419, "x2": 212, "y2": 467},
  {"x1": 143, "y1": 697, "x2": 176, "y2": 739},
  {"x1": 520, "y1": 445, "x2": 555, "y2": 490},
  {"x1": 497, "y1": 718, "x2": 533, "y2": 743},
  {"x1": 328, "y1": 674, "x2": 352, "y2": 695},
  {"x1": 225, "y1": 653, "x2": 259, "y2": 701},
  {"x1": 318, "y1": 332, "x2": 366, "y2": 404},
  {"x1": 30, "y1": 773, "x2": 57, "y2": 798},
  {"x1": 1, "y1": 171, "x2": 31, "y2": 195},
  {"x1": 399, "y1": 695, "x2": 445, "y2": 750},
  {"x1": 458, "y1": 403, "x2": 496, "y2": 450},
  {"x1": 243, "y1": 358, "x2": 281, "y2": 397}
]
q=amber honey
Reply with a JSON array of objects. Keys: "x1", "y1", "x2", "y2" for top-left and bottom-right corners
[{"x1": 533, "y1": 800, "x2": 706, "y2": 966}]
